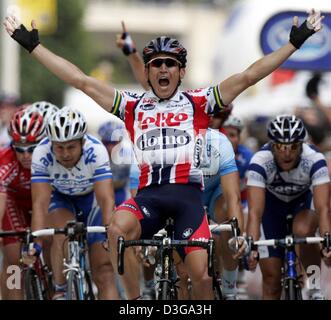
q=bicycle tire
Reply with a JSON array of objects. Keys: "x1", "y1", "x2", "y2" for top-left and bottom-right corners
[
  {"x1": 67, "y1": 271, "x2": 83, "y2": 300},
  {"x1": 159, "y1": 280, "x2": 171, "y2": 300},
  {"x1": 24, "y1": 268, "x2": 44, "y2": 300},
  {"x1": 213, "y1": 275, "x2": 223, "y2": 300},
  {"x1": 285, "y1": 279, "x2": 302, "y2": 300},
  {"x1": 84, "y1": 270, "x2": 95, "y2": 300}
]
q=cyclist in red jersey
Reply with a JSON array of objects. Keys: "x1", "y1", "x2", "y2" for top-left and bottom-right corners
[
  {"x1": 0, "y1": 107, "x2": 46, "y2": 299},
  {"x1": 4, "y1": 9, "x2": 324, "y2": 299}
]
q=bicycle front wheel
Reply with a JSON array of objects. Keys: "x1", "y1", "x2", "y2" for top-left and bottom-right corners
[
  {"x1": 24, "y1": 268, "x2": 44, "y2": 300},
  {"x1": 67, "y1": 271, "x2": 84, "y2": 300},
  {"x1": 285, "y1": 279, "x2": 302, "y2": 300}
]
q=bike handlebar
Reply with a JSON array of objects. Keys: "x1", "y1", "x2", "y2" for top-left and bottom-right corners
[
  {"x1": 253, "y1": 235, "x2": 326, "y2": 247},
  {"x1": 117, "y1": 236, "x2": 215, "y2": 277}
]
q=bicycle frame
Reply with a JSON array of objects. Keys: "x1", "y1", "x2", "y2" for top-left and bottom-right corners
[{"x1": 252, "y1": 215, "x2": 329, "y2": 300}]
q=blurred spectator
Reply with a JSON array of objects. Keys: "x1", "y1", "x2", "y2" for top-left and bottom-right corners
[
  {"x1": 0, "y1": 92, "x2": 20, "y2": 149},
  {"x1": 246, "y1": 116, "x2": 270, "y2": 149},
  {"x1": 295, "y1": 73, "x2": 331, "y2": 150}
]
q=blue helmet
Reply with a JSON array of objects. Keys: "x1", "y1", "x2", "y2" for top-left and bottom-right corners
[{"x1": 98, "y1": 121, "x2": 125, "y2": 143}]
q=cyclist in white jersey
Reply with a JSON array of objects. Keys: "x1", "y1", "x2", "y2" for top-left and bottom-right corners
[
  {"x1": 4, "y1": 9, "x2": 324, "y2": 299},
  {"x1": 30, "y1": 107, "x2": 118, "y2": 300},
  {"x1": 246, "y1": 115, "x2": 331, "y2": 300}
]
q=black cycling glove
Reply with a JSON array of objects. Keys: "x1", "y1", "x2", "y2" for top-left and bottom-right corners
[
  {"x1": 121, "y1": 32, "x2": 137, "y2": 56},
  {"x1": 289, "y1": 20, "x2": 315, "y2": 49},
  {"x1": 11, "y1": 24, "x2": 40, "y2": 53}
]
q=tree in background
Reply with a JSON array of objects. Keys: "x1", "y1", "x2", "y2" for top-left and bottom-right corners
[{"x1": 20, "y1": 0, "x2": 96, "y2": 106}]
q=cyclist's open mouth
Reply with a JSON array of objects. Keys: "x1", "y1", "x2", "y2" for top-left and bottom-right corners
[{"x1": 159, "y1": 78, "x2": 170, "y2": 86}]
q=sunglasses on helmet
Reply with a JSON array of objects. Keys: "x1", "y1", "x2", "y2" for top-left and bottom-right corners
[
  {"x1": 148, "y1": 57, "x2": 182, "y2": 68},
  {"x1": 273, "y1": 142, "x2": 302, "y2": 152},
  {"x1": 13, "y1": 144, "x2": 37, "y2": 154}
]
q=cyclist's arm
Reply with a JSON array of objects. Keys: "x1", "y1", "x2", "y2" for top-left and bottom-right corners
[
  {"x1": 220, "y1": 171, "x2": 243, "y2": 232},
  {"x1": 246, "y1": 186, "x2": 265, "y2": 240},
  {"x1": 219, "y1": 43, "x2": 296, "y2": 105},
  {"x1": 94, "y1": 179, "x2": 115, "y2": 226},
  {"x1": 32, "y1": 45, "x2": 115, "y2": 111},
  {"x1": 116, "y1": 21, "x2": 149, "y2": 90},
  {"x1": 0, "y1": 193, "x2": 7, "y2": 230},
  {"x1": 218, "y1": 10, "x2": 323, "y2": 105},
  {"x1": 127, "y1": 53, "x2": 149, "y2": 90},
  {"x1": 313, "y1": 183, "x2": 331, "y2": 235},
  {"x1": 31, "y1": 182, "x2": 52, "y2": 236}
]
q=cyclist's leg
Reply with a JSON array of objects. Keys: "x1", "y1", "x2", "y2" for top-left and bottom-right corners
[
  {"x1": 292, "y1": 193, "x2": 319, "y2": 271},
  {"x1": 108, "y1": 207, "x2": 142, "y2": 299},
  {"x1": 89, "y1": 242, "x2": 119, "y2": 299},
  {"x1": 108, "y1": 192, "x2": 164, "y2": 300},
  {"x1": 85, "y1": 203, "x2": 119, "y2": 300},
  {"x1": 185, "y1": 247, "x2": 213, "y2": 300},
  {"x1": 1, "y1": 243, "x2": 22, "y2": 299},
  {"x1": 259, "y1": 192, "x2": 288, "y2": 299},
  {"x1": 48, "y1": 208, "x2": 75, "y2": 294},
  {"x1": 1, "y1": 196, "x2": 30, "y2": 299},
  {"x1": 213, "y1": 193, "x2": 239, "y2": 299},
  {"x1": 259, "y1": 257, "x2": 283, "y2": 299}
]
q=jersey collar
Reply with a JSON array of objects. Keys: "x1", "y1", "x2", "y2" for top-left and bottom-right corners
[{"x1": 145, "y1": 89, "x2": 181, "y2": 103}]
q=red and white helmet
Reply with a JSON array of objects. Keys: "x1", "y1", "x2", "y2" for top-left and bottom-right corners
[{"x1": 9, "y1": 108, "x2": 46, "y2": 143}]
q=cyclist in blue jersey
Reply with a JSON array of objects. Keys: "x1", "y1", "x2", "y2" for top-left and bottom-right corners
[
  {"x1": 29, "y1": 107, "x2": 118, "y2": 300},
  {"x1": 98, "y1": 121, "x2": 139, "y2": 205},
  {"x1": 201, "y1": 127, "x2": 244, "y2": 299},
  {"x1": 246, "y1": 115, "x2": 331, "y2": 300},
  {"x1": 223, "y1": 116, "x2": 253, "y2": 214},
  {"x1": 4, "y1": 9, "x2": 324, "y2": 299}
]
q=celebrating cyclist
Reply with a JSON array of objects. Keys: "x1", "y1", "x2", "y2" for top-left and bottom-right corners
[
  {"x1": 30, "y1": 107, "x2": 118, "y2": 300},
  {"x1": 4, "y1": 9, "x2": 324, "y2": 299},
  {"x1": 246, "y1": 115, "x2": 331, "y2": 300},
  {"x1": 0, "y1": 106, "x2": 46, "y2": 299}
]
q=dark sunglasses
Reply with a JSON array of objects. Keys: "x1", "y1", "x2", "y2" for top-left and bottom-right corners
[
  {"x1": 148, "y1": 57, "x2": 181, "y2": 68},
  {"x1": 13, "y1": 144, "x2": 37, "y2": 154},
  {"x1": 273, "y1": 142, "x2": 302, "y2": 152}
]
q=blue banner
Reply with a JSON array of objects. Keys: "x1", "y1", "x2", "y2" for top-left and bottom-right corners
[{"x1": 260, "y1": 11, "x2": 331, "y2": 71}]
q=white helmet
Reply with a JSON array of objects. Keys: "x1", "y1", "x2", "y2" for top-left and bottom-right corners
[
  {"x1": 28, "y1": 101, "x2": 59, "y2": 122},
  {"x1": 46, "y1": 106, "x2": 87, "y2": 142},
  {"x1": 223, "y1": 115, "x2": 244, "y2": 132}
]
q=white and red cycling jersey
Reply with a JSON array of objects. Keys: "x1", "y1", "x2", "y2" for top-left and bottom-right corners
[
  {"x1": 111, "y1": 86, "x2": 224, "y2": 189},
  {"x1": 0, "y1": 147, "x2": 31, "y2": 244}
]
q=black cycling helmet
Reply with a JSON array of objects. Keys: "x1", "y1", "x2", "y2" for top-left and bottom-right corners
[
  {"x1": 267, "y1": 115, "x2": 306, "y2": 143},
  {"x1": 143, "y1": 36, "x2": 187, "y2": 67}
]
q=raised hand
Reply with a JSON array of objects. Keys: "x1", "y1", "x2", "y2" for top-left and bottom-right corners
[
  {"x1": 115, "y1": 21, "x2": 137, "y2": 56},
  {"x1": 290, "y1": 8, "x2": 325, "y2": 49},
  {"x1": 3, "y1": 15, "x2": 40, "y2": 53}
]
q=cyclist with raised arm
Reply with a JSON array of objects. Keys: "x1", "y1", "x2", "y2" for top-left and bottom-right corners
[
  {"x1": 0, "y1": 106, "x2": 47, "y2": 299},
  {"x1": 30, "y1": 107, "x2": 118, "y2": 300},
  {"x1": 4, "y1": 9, "x2": 324, "y2": 299},
  {"x1": 246, "y1": 115, "x2": 331, "y2": 300}
]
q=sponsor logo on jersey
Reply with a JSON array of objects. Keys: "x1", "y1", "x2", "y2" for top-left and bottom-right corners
[
  {"x1": 182, "y1": 228, "x2": 193, "y2": 239},
  {"x1": 136, "y1": 128, "x2": 191, "y2": 151},
  {"x1": 137, "y1": 112, "x2": 188, "y2": 130},
  {"x1": 121, "y1": 203, "x2": 137, "y2": 211},
  {"x1": 141, "y1": 206, "x2": 151, "y2": 217},
  {"x1": 193, "y1": 135, "x2": 204, "y2": 168},
  {"x1": 140, "y1": 103, "x2": 155, "y2": 111}
]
